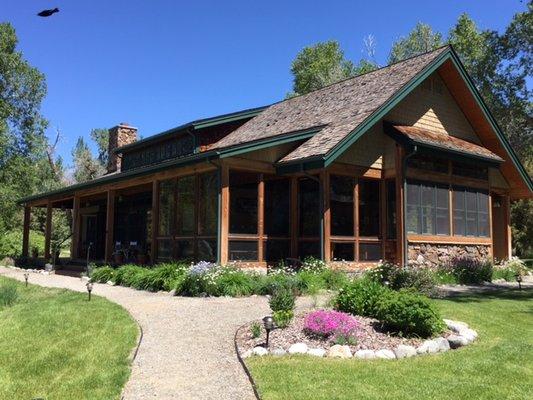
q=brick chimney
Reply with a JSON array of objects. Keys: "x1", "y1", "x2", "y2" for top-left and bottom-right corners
[{"x1": 107, "y1": 123, "x2": 137, "y2": 173}]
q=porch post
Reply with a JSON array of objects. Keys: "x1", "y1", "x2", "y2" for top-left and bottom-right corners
[
  {"x1": 505, "y1": 195, "x2": 512, "y2": 259},
  {"x1": 44, "y1": 201, "x2": 53, "y2": 261},
  {"x1": 321, "y1": 170, "x2": 331, "y2": 262},
  {"x1": 395, "y1": 145, "x2": 406, "y2": 265},
  {"x1": 257, "y1": 174, "x2": 265, "y2": 263},
  {"x1": 219, "y1": 164, "x2": 230, "y2": 264},
  {"x1": 71, "y1": 196, "x2": 80, "y2": 259},
  {"x1": 290, "y1": 177, "x2": 298, "y2": 258},
  {"x1": 151, "y1": 180, "x2": 159, "y2": 263},
  {"x1": 22, "y1": 206, "x2": 31, "y2": 258},
  {"x1": 104, "y1": 190, "x2": 115, "y2": 262}
]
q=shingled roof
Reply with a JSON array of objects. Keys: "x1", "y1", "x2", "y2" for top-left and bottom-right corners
[{"x1": 213, "y1": 46, "x2": 449, "y2": 164}]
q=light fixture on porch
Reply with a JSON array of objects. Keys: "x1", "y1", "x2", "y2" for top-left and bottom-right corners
[
  {"x1": 23, "y1": 272, "x2": 29, "y2": 287},
  {"x1": 263, "y1": 315, "x2": 275, "y2": 348},
  {"x1": 86, "y1": 282, "x2": 93, "y2": 301}
]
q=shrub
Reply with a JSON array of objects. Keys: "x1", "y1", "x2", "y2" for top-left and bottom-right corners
[
  {"x1": 375, "y1": 290, "x2": 445, "y2": 338},
  {"x1": 90, "y1": 266, "x2": 115, "y2": 283},
  {"x1": 0, "y1": 230, "x2": 45, "y2": 258},
  {"x1": 301, "y1": 256, "x2": 327, "y2": 273},
  {"x1": 214, "y1": 267, "x2": 256, "y2": 297},
  {"x1": 295, "y1": 270, "x2": 325, "y2": 295},
  {"x1": 256, "y1": 272, "x2": 299, "y2": 295},
  {"x1": 251, "y1": 322, "x2": 262, "y2": 338},
  {"x1": 494, "y1": 257, "x2": 528, "y2": 282},
  {"x1": 334, "y1": 278, "x2": 388, "y2": 317},
  {"x1": 132, "y1": 263, "x2": 187, "y2": 292},
  {"x1": 113, "y1": 264, "x2": 145, "y2": 287},
  {"x1": 0, "y1": 283, "x2": 18, "y2": 308},
  {"x1": 367, "y1": 262, "x2": 436, "y2": 295},
  {"x1": 446, "y1": 256, "x2": 493, "y2": 284},
  {"x1": 304, "y1": 310, "x2": 359, "y2": 344},
  {"x1": 320, "y1": 268, "x2": 349, "y2": 291},
  {"x1": 269, "y1": 286, "x2": 295, "y2": 328}
]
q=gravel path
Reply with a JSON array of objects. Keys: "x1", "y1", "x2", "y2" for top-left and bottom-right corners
[{"x1": 0, "y1": 266, "x2": 321, "y2": 400}]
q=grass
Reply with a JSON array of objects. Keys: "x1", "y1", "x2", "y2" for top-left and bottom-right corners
[
  {"x1": 0, "y1": 276, "x2": 138, "y2": 400},
  {"x1": 247, "y1": 288, "x2": 533, "y2": 400}
]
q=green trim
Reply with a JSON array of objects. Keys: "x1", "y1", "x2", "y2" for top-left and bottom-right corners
[
  {"x1": 218, "y1": 127, "x2": 322, "y2": 159},
  {"x1": 114, "y1": 105, "x2": 268, "y2": 154},
  {"x1": 323, "y1": 49, "x2": 452, "y2": 167}
]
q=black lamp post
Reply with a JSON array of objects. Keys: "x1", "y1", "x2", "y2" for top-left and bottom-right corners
[
  {"x1": 263, "y1": 315, "x2": 274, "y2": 348},
  {"x1": 515, "y1": 273, "x2": 523, "y2": 290},
  {"x1": 23, "y1": 272, "x2": 29, "y2": 287},
  {"x1": 86, "y1": 282, "x2": 93, "y2": 301}
]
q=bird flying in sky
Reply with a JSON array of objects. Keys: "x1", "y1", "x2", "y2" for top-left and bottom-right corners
[{"x1": 37, "y1": 8, "x2": 60, "y2": 17}]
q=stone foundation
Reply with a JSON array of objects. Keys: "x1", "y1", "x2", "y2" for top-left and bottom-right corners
[{"x1": 408, "y1": 243, "x2": 490, "y2": 268}]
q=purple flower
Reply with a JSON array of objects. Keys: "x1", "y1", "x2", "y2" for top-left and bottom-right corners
[{"x1": 304, "y1": 310, "x2": 359, "y2": 342}]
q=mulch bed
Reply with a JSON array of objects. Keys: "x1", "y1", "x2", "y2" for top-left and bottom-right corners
[{"x1": 236, "y1": 312, "x2": 450, "y2": 354}]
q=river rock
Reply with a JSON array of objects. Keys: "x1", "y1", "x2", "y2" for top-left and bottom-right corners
[{"x1": 328, "y1": 345, "x2": 352, "y2": 358}]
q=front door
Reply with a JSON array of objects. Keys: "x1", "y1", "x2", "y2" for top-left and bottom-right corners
[{"x1": 491, "y1": 194, "x2": 509, "y2": 261}]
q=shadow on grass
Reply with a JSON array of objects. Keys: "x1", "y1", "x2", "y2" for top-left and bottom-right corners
[{"x1": 440, "y1": 287, "x2": 533, "y2": 303}]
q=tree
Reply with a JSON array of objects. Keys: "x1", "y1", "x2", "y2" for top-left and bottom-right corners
[
  {"x1": 388, "y1": 22, "x2": 444, "y2": 64},
  {"x1": 90, "y1": 128, "x2": 109, "y2": 166},
  {"x1": 72, "y1": 137, "x2": 105, "y2": 183}
]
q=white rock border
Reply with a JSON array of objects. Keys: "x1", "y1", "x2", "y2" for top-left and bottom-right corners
[{"x1": 242, "y1": 319, "x2": 477, "y2": 360}]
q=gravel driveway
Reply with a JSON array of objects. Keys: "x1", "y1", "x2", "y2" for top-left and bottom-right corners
[{"x1": 0, "y1": 266, "x2": 318, "y2": 400}]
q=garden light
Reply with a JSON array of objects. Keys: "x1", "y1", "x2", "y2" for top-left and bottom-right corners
[
  {"x1": 23, "y1": 272, "x2": 29, "y2": 287},
  {"x1": 515, "y1": 273, "x2": 523, "y2": 290},
  {"x1": 86, "y1": 282, "x2": 93, "y2": 301},
  {"x1": 263, "y1": 315, "x2": 275, "y2": 348}
]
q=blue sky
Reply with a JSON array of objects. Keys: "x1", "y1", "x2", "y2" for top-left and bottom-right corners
[{"x1": 3, "y1": 0, "x2": 527, "y2": 167}]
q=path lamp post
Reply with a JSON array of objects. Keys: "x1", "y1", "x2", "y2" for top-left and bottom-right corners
[
  {"x1": 86, "y1": 282, "x2": 93, "y2": 301},
  {"x1": 263, "y1": 316, "x2": 274, "y2": 348},
  {"x1": 515, "y1": 273, "x2": 523, "y2": 290},
  {"x1": 23, "y1": 272, "x2": 29, "y2": 287}
]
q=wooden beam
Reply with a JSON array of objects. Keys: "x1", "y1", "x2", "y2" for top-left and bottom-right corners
[
  {"x1": 104, "y1": 190, "x2": 116, "y2": 262},
  {"x1": 258, "y1": 174, "x2": 265, "y2": 262},
  {"x1": 395, "y1": 145, "x2": 405, "y2": 265},
  {"x1": 219, "y1": 164, "x2": 230, "y2": 264},
  {"x1": 223, "y1": 157, "x2": 276, "y2": 174},
  {"x1": 22, "y1": 206, "x2": 31, "y2": 258},
  {"x1": 44, "y1": 201, "x2": 52, "y2": 261},
  {"x1": 151, "y1": 180, "x2": 160, "y2": 263},
  {"x1": 328, "y1": 163, "x2": 382, "y2": 179},
  {"x1": 71, "y1": 196, "x2": 81, "y2": 259},
  {"x1": 321, "y1": 170, "x2": 331, "y2": 262},
  {"x1": 290, "y1": 177, "x2": 298, "y2": 258}
]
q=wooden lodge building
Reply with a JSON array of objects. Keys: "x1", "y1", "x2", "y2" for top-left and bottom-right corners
[{"x1": 19, "y1": 46, "x2": 533, "y2": 270}]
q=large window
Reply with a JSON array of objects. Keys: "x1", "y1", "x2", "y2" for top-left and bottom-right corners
[
  {"x1": 229, "y1": 172, "x2": 258, "y2": 235},
  {"x1": 157, "y1": 171, "x2": 218, "y2": 261},
  {"x1": 330, "y1": 175, "x2": 354, "y2": 236},
  {"x1": 359, "y1": 180, "x2": 380, "y2": 237},
  {"x1": 406, "y1": 181, "x2": 450, "y2": 235},
  {"x1": 264, "y1": 176, "x2": 291, "y2": 263},
  {"x1": 299, "y1": 177, "x2": 320, "y2": 237},
  {"x1": 453, "y1": 187, "x2": 489, "y2": 237}
]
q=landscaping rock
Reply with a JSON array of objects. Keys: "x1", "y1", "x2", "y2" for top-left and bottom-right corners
[
  {"x1": 241, "y1": 349, "x2": 252, "y2": 359},
  {"x1": 417, "y1": 339, "x2": 440, "y2": 354},
  {"x1": 252, "y1": 346, "x2": 268, "y2": 356},
  {"x1": 375, "y1": 349, "x2": 396, "y2": 360},
  {"x1": 447, "y1": 335, "x2": 469, "y2": 349},
  {"x1": 271, "y1": 348, "x2": 287, "y2": 356},
  {"x1": 288, "y1": 343, "x2": 308, "y2": 354},
  {"x1": 355, "y1": 349, "x2": 376, "y2": 359},
  {"x1": 460, "y1": 328, "x2": 478, "y2": 342},
  {"x1": 444, "y1": 319, "x2": 469, "y2": 333},
  {"x1": 394, "y1": 345, "x2": 417, "y2": 358},
  {"x1": 434, "y1": 337, "x2": 450, "y2": 352},
  {"x1": 307, "y1": 348, "x2": 326, "y2": 357},
  {"x1": 328, "y1": 345, "x2": 352, "y2": 358}
]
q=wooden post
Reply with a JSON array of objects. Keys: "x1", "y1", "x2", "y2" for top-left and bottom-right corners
[
  {"x1": 380, "y1": 178, "x2": 387, "y2": 260},
  {"x1": 354, "y1": 180, "x2": 359, "y2": 261},
  {"x1": 71, "y1": 196, "x2": 80, "y2": 259},
  {"x1": 505, "y1": 195, "x2": 512, "y2": 259},
  {"x1": 44, "y1": 201, "x2": 53, "y2": 261},
  {"x1": 395, "y1": 145, "x2": 405, "y2": 265},
  {"x1": 290, "y1": 177, "x2": 298, "y2": 258},
  {"x1": 258, "y1": 174, "x2": 265, "y2": 262},
  {"x1": 321, "y1": 170, "x2": 331, "y2": 262},
  {"x1": 151, "y1": 180, "x2": 160, "y2": 263},
  {"x1": 220, "y1": 164, "x2": 230, "y2": 264},
  {"x1": 22, "y1": 206, "x2": 31, "y2": 258},
  {"x1": 104, "y1": 190, "x2": 116, "y2": 262}
]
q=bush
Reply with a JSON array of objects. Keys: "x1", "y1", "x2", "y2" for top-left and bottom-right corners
[
  {"x1": 494, "y1": 257, "x2": 528, "y2": 282},
  {"x1": 367, "y1": 262, "x2": 436, "y2": 295},
  {"x1": 214, "y1": 268, "x2": 256, "y2": 297},
  {"x1": 446, "y1": 256, "x2": 493, "y2": 284},
  {"x1": 304, "y1": 310, "x2": 359, "y2": 344},
  {"x1": 0, "y1": 230, "x2": 45, "y2": 258},
  {"x1": 256, "y1": 272, "x2": 299, "y2": 296},
  {"x1": 0, "y1": 283, "x2": 18, "y2": 308},
  {"x1": 321, "y1": 268, "x2": 350, "y2": 291},
  {"x1": 112, "y1": 264, "x2": 145, "y2": 287},
  {"x1": 90, "y1": 266, "x2": 115, "y2": 283},
  {"x1": 375, "y1": 290, "x2": 445, "y2": 338},
  {"x1": 334, "y1": 278, "x2": 388, "y2": 317},
  {"x1": 269, "y1": 286, "x2": 295, "y2": 328},
  {"x1": 132, "y1": 263, "x2": 187, "y2": 292}
]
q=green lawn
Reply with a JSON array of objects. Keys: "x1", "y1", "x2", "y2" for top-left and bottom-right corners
[
  {"x1": 247, "y1": 289, "x2": 533, "y2": 400},
  {"x1": 0, "y1": 276, "x2": 138, "y2": 400}
]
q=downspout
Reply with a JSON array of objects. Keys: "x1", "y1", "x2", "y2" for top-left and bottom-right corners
[
  {"x1": 402, "y1": 145, "x2": 418, "y2": 266},
  {"x1": 301, "y1": 169, "x2": 324, "y2": 261}
]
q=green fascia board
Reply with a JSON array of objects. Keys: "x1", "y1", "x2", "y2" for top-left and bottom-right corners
[
  {"x1": 323, "y1": 49, "x2": 452, "y2": 168},
  {"x1": 218, "y1": 127, "x2": 323, "y2": 159},
  {"x1": 18, "y1": 151, "x2": 218, "y2": 204},
  {"x1": 446, "y1": 50, "x2": 533, "y2": 192},
  {"x1": 275, "y1": 157, "x2": 325, "y2": 174},
  {"x1": 114, "y1": 105, "x2": 268, "y2": 154}
]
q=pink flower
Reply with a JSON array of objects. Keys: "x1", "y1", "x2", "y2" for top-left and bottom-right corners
[{"x1": 304, "y1": 310, "x2": 359, "y2": 341}]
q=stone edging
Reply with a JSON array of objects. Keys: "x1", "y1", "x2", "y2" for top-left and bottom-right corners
[{"x1": 239, "y1": 319, "x2": 477, "y2": 361}]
